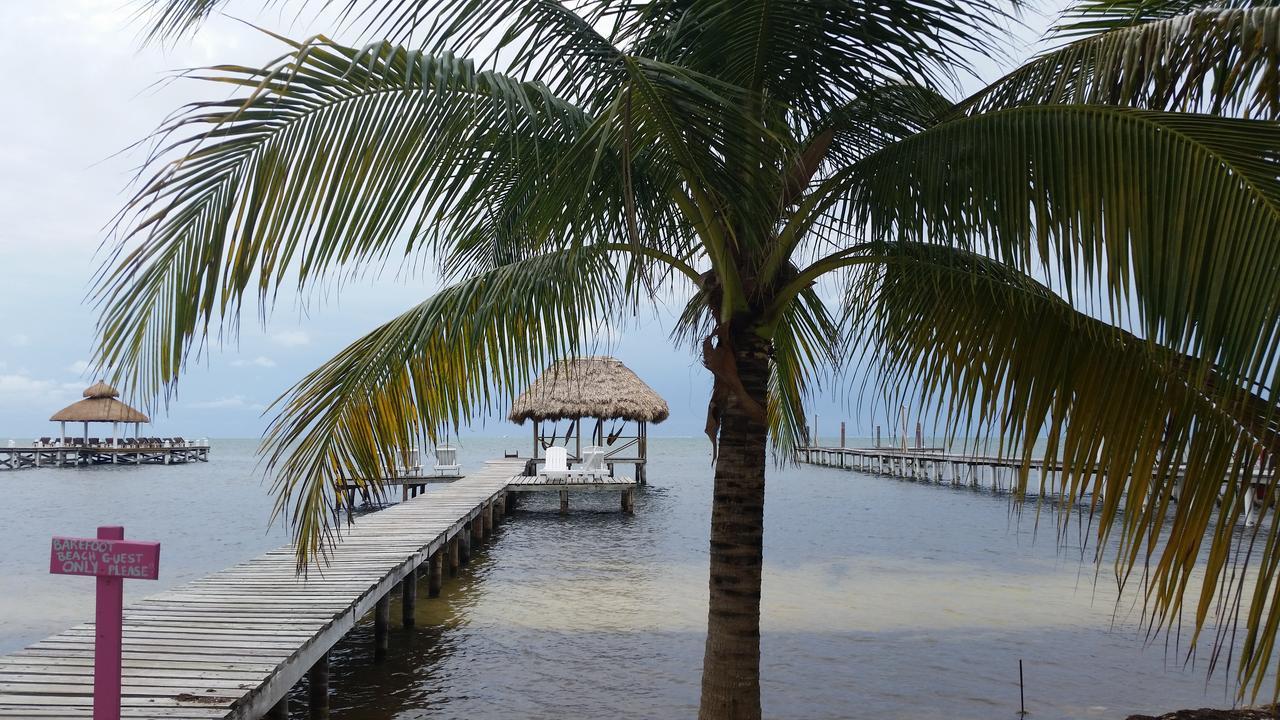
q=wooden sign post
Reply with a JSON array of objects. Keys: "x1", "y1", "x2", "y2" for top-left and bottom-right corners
[{"x1": 49, "y1": 526, "x2": 160, "y2": 720}]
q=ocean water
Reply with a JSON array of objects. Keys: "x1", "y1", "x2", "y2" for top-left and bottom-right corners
[{"x1": 0, "y1": 437, "x2": 1255, "y2": 719}]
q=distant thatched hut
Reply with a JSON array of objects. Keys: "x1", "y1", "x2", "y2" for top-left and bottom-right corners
[
  {"x1": 509, "y1": 356, "x2": 667, "y2": 483},
  {"x1": 50, "y1": 381, "x2": 150, "y2": 442}
]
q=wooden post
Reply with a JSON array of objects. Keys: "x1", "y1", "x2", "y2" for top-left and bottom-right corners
[
  {"x1": 459, "y1": 527, "x2": 471, "y2": 565},
  {"x1": 505, "y1": 492, "x2": 517, "y2": 513},
  {"x1": 429, "y1": 551, "x2": 443, "y2": 598},
  {"x1": 374, "y1": 595, "x2": 390, "y2": 661},
  {"x1": 840, "y1": 422, "x2": 846, "y2": 448},
  {"x1": 401, "y1": 567, "x2": 417, "y2": 628},
  {"x1": 448, "y1": 536, "x2": 460, "y2": 576},
  {"x1": 308, "y1": 652, "x2": 329, "y2": 720},
  {"x1": 482, "y1": 502, "x2": 494, "y2": 536},
  {"x1": 559, "y1": 489, "x2": 569, "y2": 514},
  {"x1": 267, "y1": 696, "x2": 290, "y2": 719},
  {"x1": 621, "y1": 488, "x2": 634, "y2": 513},
  {"x1": 471, "y1": 516, "x2": 484, "y2": 543},
  {"x1": 875, "y1": 425, "x2": 881, "y2": 447},
  {"x1": 532, "y1": 420, "x2": 539, "y2": 461}
]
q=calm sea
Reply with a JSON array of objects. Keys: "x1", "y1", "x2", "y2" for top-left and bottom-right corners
[{"x1": 0, "y1": 437, "x2": 1253, "y2": 719}]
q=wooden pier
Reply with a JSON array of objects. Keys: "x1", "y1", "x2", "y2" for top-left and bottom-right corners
[
  {"x1": 0, "y1": 458, "x2": 637, "y2": 718},
  {"x1": 799, "y1": 445, "x2": 1054, "y2": 490},
  {"x1": 0, "y1": 441, "x2": 210, "y2": 470}
]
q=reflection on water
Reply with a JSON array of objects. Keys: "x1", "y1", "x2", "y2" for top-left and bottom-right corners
[{"x1": 0, "y1": 438, "x2": 1253, "y2": 719}]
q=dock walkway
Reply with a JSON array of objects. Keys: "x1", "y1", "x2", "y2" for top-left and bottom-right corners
[{"x1": 0, "y1": 457, "x2": 626, "y2": 719}]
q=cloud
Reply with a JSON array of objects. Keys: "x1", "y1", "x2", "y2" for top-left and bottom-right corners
[
  {"x1": 67, "y1": 360, "x2": 90, "y2": 375},
  {"x1": 231, "y1": 355, "x2": 276, "y2": 369},
  {"x1": 0, "y1": 373, "x2": 82, "y2": 403},
  {"x1": 8, "y1": 334, "x2": 30, "y2": 347},
  {"x1": 270, "y1": 330, "x2": 310, "y2": 348},
  {"x1": 189, "y1": 394, "x2": 264, "y2": 411}
]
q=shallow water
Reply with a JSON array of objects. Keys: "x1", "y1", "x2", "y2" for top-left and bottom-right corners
[{"x1": 0, "y1": 437, "x2": 1250, "y2": 718}]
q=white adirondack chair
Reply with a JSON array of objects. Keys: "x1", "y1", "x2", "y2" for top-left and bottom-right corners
[{"x1": 543, "y1": 446, "x2": 569, "y2": 481}]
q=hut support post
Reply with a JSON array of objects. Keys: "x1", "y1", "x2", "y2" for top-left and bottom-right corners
[
  {"x1": 532, "y1": 420, "x2": 539, "y2": 461},
  {"x1": 576, "y1": 416, "x2": 582, "y2": 462}
]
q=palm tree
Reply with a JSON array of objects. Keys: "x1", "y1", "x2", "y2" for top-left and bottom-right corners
[{"x1": 97, "y1": 0, "x2": 1280, "y2": 716}]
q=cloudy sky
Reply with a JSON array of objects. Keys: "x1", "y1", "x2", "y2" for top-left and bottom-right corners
[{"x1": 0, "y1": 1, "x2": 1054, "y2": 440}]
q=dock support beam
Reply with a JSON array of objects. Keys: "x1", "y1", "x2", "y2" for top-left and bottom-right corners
[
  {"x1": 471, "y1": 516, "x2": 484, "y2": 544},
  {"x1": 401, "y1": 567, "x2": 417, "y2": 628},
  {"x1": 308, "y1": 652, "x2": 329, "y2": 720},
  {"x1": 428, "y1": 551, "x2": 443, "y2": 598},
  {"x1": 483, "y1": 503, "x2": 494, "y2": 536},
  {"x1": 448, "y1": 536, "x2": 460, "y2": 575},
  {"x1": 459, "y1": 527, "x2": 471, "y2": 565},
  {"x1": 560, "y1": 489, "x2": 569, "y2": 514},
  {"x1": 621, "y1": 488, "x2": 634, "y2": 514},
  {"x1": 374, "y1": 595, "x2": 390, "y2": 661}
]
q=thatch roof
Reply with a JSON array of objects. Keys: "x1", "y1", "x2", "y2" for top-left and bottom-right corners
[
  {"x1": 82, "y1": 381, "x2": 120, "y2": 398},
  {"x1": 51, "y1": 382, "x2": 150, "y2": 423},
  {"x1": 508, "y1": 356, "x2": 669, "y2": 424}
]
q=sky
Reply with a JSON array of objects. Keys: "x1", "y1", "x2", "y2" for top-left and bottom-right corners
[{"x1": 0, "y1": 0, "x2": 1056, "y2": 441}]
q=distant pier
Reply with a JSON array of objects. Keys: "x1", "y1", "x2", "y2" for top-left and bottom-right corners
[{"x1": 0, "y1": 439, "x2": 210, "y2": 470}]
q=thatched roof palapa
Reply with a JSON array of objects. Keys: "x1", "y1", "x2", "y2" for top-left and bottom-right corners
[
  {"x1": 508, "y1": 356, "x2": 669, "y2": 424},
  {"x1": 50, "y1": 381, "x2": 150, "y2": 424}
]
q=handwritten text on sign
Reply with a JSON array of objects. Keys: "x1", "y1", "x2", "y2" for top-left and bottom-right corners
[{"x1": 49, "y1": 537, "x2": 160, "y2": 580}]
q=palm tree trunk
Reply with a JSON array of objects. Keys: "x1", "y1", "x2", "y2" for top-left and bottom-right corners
[{"x1": 699, "y1": 334, "x2": 770, "y2": 720}]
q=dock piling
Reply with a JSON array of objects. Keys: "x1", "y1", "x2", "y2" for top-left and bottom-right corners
[
  {"x1": 374, "y1": 595, "x2": 390, "y2": 661},
  {"x1": 449, "y1": 536, "x2": 461, "y2": 575},
  {"x1": 560, "y1": 489, "x2": 569, "y2": 514},
  {"x1": 308, "y1": 652, "x2": 329, "y2": 720},
  {"x1": 267, "y1": 696, "x2": 290, "y2": 719},
  {"x1": 459, "y1": 527, "x2": 472, "y2": 565},
  {"x1": 429, "y1": 550, "x2": 444, "y2": 597},
  {"x1": 401, "y1": 567, "x2": 417, "y2": 628}
]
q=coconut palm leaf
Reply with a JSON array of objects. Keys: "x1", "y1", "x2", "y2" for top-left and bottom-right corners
[
  {"x1": 960, "y1": 7, "x2": 1280, "y2": 118},
  {"x1": 264, "y1": 246, "x2": 624, "y2": 565},
  {"x1": 1054, "y1": 0, "x2": 1280, "y2": 36},
  {"x1": 92, "y1": 34, "x2": 749, "y2": 400},
  {"x1": 817, "y1": 106, "x2": 1280, "y2": 412},
  {"x1": 849, "y1": 240, "x2": 1280, "y2": 695}
]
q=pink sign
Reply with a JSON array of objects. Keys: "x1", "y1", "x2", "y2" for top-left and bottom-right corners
[
  {"x1": 50, "y1": 526, "x2": 160, "y2": 720},
  {"x1": 49, "y1": 536, "x2": 160, "y2": 580}
]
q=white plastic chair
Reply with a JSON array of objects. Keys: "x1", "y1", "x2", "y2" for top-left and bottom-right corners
[
  {"x1": 433, "y1": 444, "x2": 460, "y2": 476},
  {"x1": 582, "y1": 446, "x2": 606, "y2": 473},
  {"x1": 543, "y1": 446, "x2": 569, "y2": 481}
]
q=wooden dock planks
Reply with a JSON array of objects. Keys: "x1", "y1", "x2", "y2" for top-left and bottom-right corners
[{"x1": 0, "y1": 458, "x2": 526, "y2": 719}]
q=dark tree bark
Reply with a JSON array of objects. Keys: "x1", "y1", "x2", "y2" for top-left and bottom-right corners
[{"x1": 699, "y1": 331, "x2": 771, "y2": 720}]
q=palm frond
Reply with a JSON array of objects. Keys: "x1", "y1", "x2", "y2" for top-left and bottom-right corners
[
  {"x1": 611, "y1": 0, "x2": 1016, "y2": 120},
  {"x1": 264, "y1": 247, "x2": 625, "y2": 566},
  {"x1": 92, "y1": 37, "x2": 597, "y2": 402},
  {"x1": 847, "y1": 241, "x2": 1280, "y2": 696},
  {"x1": 822, "y1": 105, "x2": 1280, "y2": 419},
  {"x1": 961, "y1": 7, "x2": 1280, "y2": 118},
  {"x1": 769, "y1": 285, "x2": 840, "y2": 457},
  {"x1": 1053, "y1": 0, "x2": 1280, "y2": 37}
]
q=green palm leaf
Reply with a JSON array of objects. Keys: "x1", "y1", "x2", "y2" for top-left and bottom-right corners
[
  {"x1": 961, "y1": 7, "x2": 1280, "y2": 118},
  {"x1": 264, "y1": 247, "x2": 624, "y2": 566}
]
